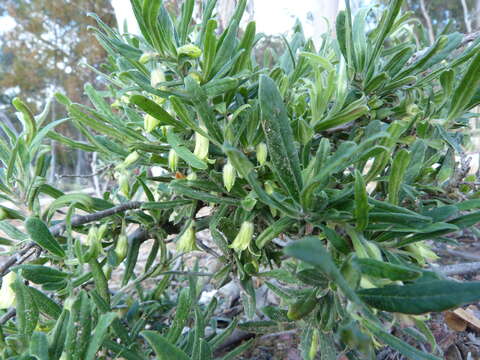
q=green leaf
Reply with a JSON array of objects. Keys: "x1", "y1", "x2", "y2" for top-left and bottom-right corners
[
  {"x1": 448, "y1": 49, "x2": 480, "y2": 122},
  {"x1": 256, "y1": 217, "x2": 297, "y2": 248},
  {"x1": 259, "y1": 74, "x2": 303, "y2": 201},
  {"x1": 14, "y1": 264, "x2": 69, "y2": 285},
  {"x1": 364, "y1": 320, "x2": 441, "y2": 360},
  {"x1": 353, "y1": 258, "x2": 421, "y2": 281},
  {"x1": 166, "y1": 130, "x2": 208, "y2": 170},
  {"x1": 387, "y1": 149, "x2": 411, "y2": 205},
  {"x1": 284, "y1": 236, "x2": 376, "y2": 321},
  {"x1": 141, "y1": 330, "x2": 190, "y2": 360},
  {"x1": 219, "y1": 339, "x2": 255, "y2": 360},
  {"x1": 354, "y1": 170, "x2": 369, "y2": 230},
  {"x1": 130, "y1": 94, "x2": 186, "y2": 129},
  {"x1": 25, "y1": 217, "x2": 65, "y2": 257},
  {"x1": 12, "y1": 97, "x2": 37, "y2": 145},
  {"x1": 13, "y1": 277, "x2": 39, "y2": 344},
  {"x1": 358, "y1": 280, "x2": 480, "y2": 314},
  {"x1": 321, "y1": 225, "x2": 351, "y2": 254},
  {"x1": 184, "y1": 76, "x2": 223, "y2": 144},
  {"x1": 178, "y1": 0, "x2": 194, "y2": 45},
  {"x1": 30, "y1": 332, "x2": 49, "y2": 360},
  {"x1": 167, "y1": 288, "x2": 191, "y2": 343},
  {"x1": 201, "y1": 19, "x2": 218, "y2": 79},
  {"x1": 367, "y1": 0, "x2": 403, "y2": 70},
  {"x1": 170, "y1": 180, "x2": 238, "y2": 205},
  {"x1": 28, "y1": 287, "x2": 62, "y2": 319},
  {"x1": 84, "y1": 312, "x2": 118, "y2": 360}
]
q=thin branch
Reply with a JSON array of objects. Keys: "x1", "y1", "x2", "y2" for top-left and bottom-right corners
[
  {"x1": 436, "y1": 262, "x2": 480, "y2": 276},
  {"x1": 0, "y1": 308, "x2": 16, "y2": 325},
  {"x1": 0, "y1": 201, "x2": 144, "y2": 278},
  {"x1": 49, "y1": 201, "x2": 143, "y2": 236},
  {"x1": 58, "y1": 165, "x2": 110, "y2": 179}
]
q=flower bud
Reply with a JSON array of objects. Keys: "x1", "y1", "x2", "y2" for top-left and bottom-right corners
[
  {"x1": 194, "y1": 125, "x2": 209, "y2": 160},
  {"x1": 230, "y1": 221, "x2": 254, "y2": 252},
  {"x1": 256, "y1": 142, "x2": 268, "y2": 166},
  {"x1": 144, "y1": 114, "x2": 160, "y2": 133},
  {"x1": 63, "y1": 296, "x2": 76, "y2": 311},
  {"x1": 176, "y1": 222, "x2": 198, "y2": 253},
  {"x1": 102, "y1": 264, "x2": 112, "y2": 279},
  {"x1": 152, "y1": 94, "x2": 166, "y2": 105},
  {"x1": 118, "y1": 172, "x2": 130, "y2": 197},
  {"x1": 122, "y1": 151, "x2": 140, "y2": 168},
  {"x1": 223, "y1": 160, "x2": 236, "y2": 192},
  {"x1": 169, "y1": 149, "x2": 179, "y2": 172},
  {"x1": 189, "y1": 72, "x2": 202, "y2": 84},
  {"x1": 406, "y1": 242, "x2": 439, "y2": 264},
  {"x1": 177, "y1": 44, "x2": 202, "y2": 58},
  {"x1": 150, "y1": 66, "x2": 166, "y2": 88},
  {"x1": 0, "y1": 272, "x2": 16, "y2": 309},
  {"x1": 114, "y1": 234, "x2": 128, "y2": 264},
  {"x1": 186, "y1": 172, "x2": 197, "y2": 181},
  {"x1": 139, "y1": 51, "x2": 157, "y2": 64},
  {"x1": 365, "y1": 241, "x2": 383, "y2": 261},
  {"x1": 83, "y1": 226, "x2": 102, "y2": 261},
  {"x1": 264, "y1": 181, "x2": 275, "y2": 194}
]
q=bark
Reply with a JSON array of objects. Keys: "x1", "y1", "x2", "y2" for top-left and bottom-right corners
[
  {"x1": 419, "y1": 0, "x2": 435, "y2": 43},
  {"x1": 461, "y1": 0, "x2": 473, "y2": 33},
  {"x1": 311, "y1": 0, "x2": 344, "y2": 46}
]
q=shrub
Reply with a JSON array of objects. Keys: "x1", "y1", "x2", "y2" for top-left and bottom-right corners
[{"x1": 1, "y1": 0, "x2": 480, "y2": 358}]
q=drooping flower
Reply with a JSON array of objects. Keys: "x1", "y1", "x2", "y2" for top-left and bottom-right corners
[
  {"x1": 168, "y1": 149, "x2": 179, "y2": 172},
  {"x1": 229, "y1": 221, "x2": 254, "y2": 252},
  {"x1": 223, "y1": 160, "x2": 236, "y2": 192},
  {"x1": 176, "y1": 222, "x2": 198, "y2": 253},
  {"x1": 177, "y1": 44, "x2": 202, "y2": 58},
  {"x1": 194, "y1": 125, "x2": 209, "y2": 160},
  {"x1": 0, "y1": 271, "x2": 17, "y2": 309},
  {"x1": 144, "y1": 114, "x2": 160, "y2": 133},
  {"x1": 139, "y1": 52, "x2": 157, "y2": 64},
  {"x1": 256, "y1": 142, "x2": 268, "y2": 166},
  {"x1": 150, "y1": 66, "x2": 166, "y2": 88}
]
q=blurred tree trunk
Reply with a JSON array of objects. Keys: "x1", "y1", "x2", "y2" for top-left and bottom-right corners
[
  {"x1": 419, "y1": 0, "x2": 435, "y2": 43},
  {"x1": 477, "y1": 0, "x2": 480, "y2": 30},
  {"x1": 312, "y1": 0, "x2": 344, "y2": 46},
  {"x1": 217, "y1": 0, "x2": 254, "y2": 31},
  {"x1": 461, "y1": 0, "x2": 472, "y2": 33}
]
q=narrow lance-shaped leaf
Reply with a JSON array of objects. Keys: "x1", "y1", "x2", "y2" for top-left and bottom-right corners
[
  {"x1": 129, "y1": 94, "x2": 186, "y2": 130},
  {"x1": 363, "y1": 320, "x2": 441, "y2": 360},
  {"x1": 353, "y1": 258, "x2": 421, "y2": 281},
  {"x1": 387, "y1": 149, "x2": 411, "y2": 205},
  {"x1": 13, "y1": 277, "x2": 39, "y2": 344},
  {"x1": 141, "y1": 330, "x2": 190, "y2": 360},
  {"x1": 259, "y1": 75, "x2": 303, "y2": 201},
  {"x1": 284, "y1": 236, "x2": 377, "y2": 322},
  {"x1": 184, "y1": 76, "x2": 223, "y2": 144},
  {"x1": 25, "y1": 217, "x2": 65, "y2": 257},
  {"x1": 448, "y1": 49, "x2": 480, "y2": 123},
  {"x1": 84, "y1": 312, "x2": 118, "y2": 360},
  {"x1": 354, "y1": 170, "x2": 369, "y2": 230},
  {"x1": 166, "y1": 130, "x2": 208, "y2": 170},
  {"x1": 358, "y1": 280, "x2": 480, "y2": 314}
]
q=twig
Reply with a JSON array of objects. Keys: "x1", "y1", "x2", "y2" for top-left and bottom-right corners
[
  {"x1": 438, "y1": 249, "x2": 480, "y2": 262},
  {"x1": 0, "y1": 201, "x2": 145, "y2": 278},
  {"x1": 0, "y1": 308, "x2": 16, "y2": 325},
  {"x1": 436, "y1": 262, "x2": 480, "y2": 276},
  {"x1": 49, "y1": 201, "x2": 143, "y2": 235}
]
